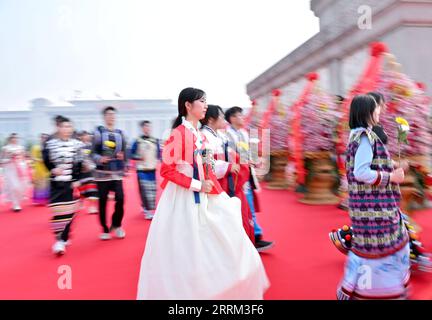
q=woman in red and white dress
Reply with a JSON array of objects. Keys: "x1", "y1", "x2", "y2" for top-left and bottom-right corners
[
  {"x1": 137, "y1": 88, "x2": 269, "y2": 300},
  {"x1": 200, "y1": 104, "x2": 255, "y2": 244}
]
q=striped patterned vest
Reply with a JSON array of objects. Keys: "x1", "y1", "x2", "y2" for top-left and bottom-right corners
[{"x1": 346, "y1": 128, "x2": 408, "y2": 259}]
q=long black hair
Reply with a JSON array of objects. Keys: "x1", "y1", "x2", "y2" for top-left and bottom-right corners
[
  {"x1": 201, "y1": 104, "x2": 223, "y2": 126},
  {"x1": 368, "y1": 92, "x2": 388, "y2": 144},
  {"x1": 349, "y1": 94, "x2": 378, "y2": 129},
  {"x1": 172, "y1": 87, "x2": 206, "y2": 129}
]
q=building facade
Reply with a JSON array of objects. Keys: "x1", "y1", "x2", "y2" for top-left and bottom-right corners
[
  {"x1": 247, "y1": 0, "x2": 432, "y2": 110},
  {"x1": 0, "y1": 98, "x2": 178, "y2": 145}
]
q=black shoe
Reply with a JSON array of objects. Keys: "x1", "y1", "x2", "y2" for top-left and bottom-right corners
[
  {"x1": 255, "y1": 239, "x2": 275, "y2": 252},
  {"x1": 337, "y1": 203, "x2": 349, "y2": 211}
]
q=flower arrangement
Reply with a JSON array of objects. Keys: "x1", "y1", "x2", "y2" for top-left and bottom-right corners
[
  {"x1": 376, "y1": 64, "x2": 431, "y2": 158},
  {"x1": 269, "y1": 100, "x2": 290, "y2": 152},
  {"x1": 299, "y1": 85, "x2": 341, "y2": 153}
]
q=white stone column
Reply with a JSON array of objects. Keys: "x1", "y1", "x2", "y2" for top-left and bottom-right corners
[{"x1": 329, "y1": 58, "x2": 344, "y2": 96}]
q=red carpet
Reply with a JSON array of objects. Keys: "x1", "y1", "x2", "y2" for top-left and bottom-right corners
[{"x1": 1, "y1": 173, "x2": 432, "y2": 300}]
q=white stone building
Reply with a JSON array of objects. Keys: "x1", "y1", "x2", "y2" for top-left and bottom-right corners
[
  {"x1": 0, "y1": 98, "x2": 178, "y2": 145},
  {"x1": 247, "y1": 0, "x2": 432, "y2": 109}
]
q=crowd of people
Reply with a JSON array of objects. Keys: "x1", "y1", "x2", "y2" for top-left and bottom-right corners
[
  {"x1": 0, "y1": 88, "x2": 275, "y2": 300},
  {"x1": 1, "y1": 86, "x2": 430, "y2": 300}
]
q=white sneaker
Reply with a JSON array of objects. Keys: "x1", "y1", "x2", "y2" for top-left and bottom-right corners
[
  {"x1": 52, "y1": 241, "x2": 66, "y2": 255},
  {"x1": 88, "y1": 207, "x2": 98, "y2": 214},
  {"x1": 145, "y1": 213, "x2": 154, "y2": 220},
  {"x1": 12, "y1": 205, "x2": 22, "y2": 212},
  {"x1": 113, "y1": 227, "x2": 126, "y2": 239},
  {"x1": 99, "y1": 233, "x2": 112, "y2": 241},
  {"x1": 424, "y1": 199, "x2": 432, "y2": 209}
]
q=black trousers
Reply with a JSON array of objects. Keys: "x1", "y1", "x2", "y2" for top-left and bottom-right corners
[
  {"x1": 97, "y1": 180, "x2": 124, "y2": 233},
  {"x1": 49, "y1": 181, "x2": 77, "y2": 242}
]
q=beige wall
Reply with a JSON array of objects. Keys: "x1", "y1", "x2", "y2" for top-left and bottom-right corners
[{"x1": 383, "y1": 26, "x2": 432, "y2": 96}]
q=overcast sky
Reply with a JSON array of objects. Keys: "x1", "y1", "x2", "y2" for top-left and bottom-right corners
[{"x1": 0, "y1": 0, "x2": 319, "y2": 110}]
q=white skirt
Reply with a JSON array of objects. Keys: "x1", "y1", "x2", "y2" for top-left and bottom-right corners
[
  {"x1": 338, "y1": 243, "x2": 410, "y2": 299},
  {"x1": 137, "y1": 181, "x2": 270, "y2": 300},
  {"x1": 1, "y1": 162, "x2": 29, "y2": 204}
]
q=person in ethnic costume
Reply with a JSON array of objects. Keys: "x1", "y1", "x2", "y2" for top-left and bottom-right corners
[
  {"x1": 76, "y1": 131, "x2": 98, "y2": 214},
  {"x1": 224, "y1": 107, "x2": 274, "y2": 252},
  {"x1": 131, "y1": 120, "x2": 161, "y2": 220},
  {"x1": 334, "y1": 95, "x2": 411, "y2": 300},
  {"x1": 30, "y1": 134, "x2": 50, "y2": 206},
  {"x1": 0, "y1": 133, "x2": 29, "y2": 212},
  {"x1": 92, "y1": 106, "x2": 127, "y2": 240},
  {"x1": 201, "y1": 104, "x2": 255, "y2": 244},
  {"x1": 137, "y1": 88, "x2": 269, "y2": 300},
  {"x1": 331, "y1": 92, "x2": 432, "y2": 277},
  {"x1": 42, "y1": 116, "x2": 85, "y2": 255}
]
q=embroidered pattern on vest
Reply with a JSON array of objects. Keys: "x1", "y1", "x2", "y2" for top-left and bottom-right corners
[{"x1": 346, "y1": 128, "x2": 408, "y2": 258}]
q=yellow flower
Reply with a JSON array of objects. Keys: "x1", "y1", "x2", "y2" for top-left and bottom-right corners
[
  {"x1": 237, "y1": 141, "x2": 249, "y2": 151},
  {"x1": 104, "y1": 141, "x2": 116, "y2": 148},
  {"x1": 404, "y1": 89, "x2": 413, "y2": 97},
  {"x1": 277, "y1": 102, "x2": 286, "y2": 117},
  {"x1": 395, "y1": 117, "x2": 409, "y2": 127},
  {"x1": 319, "y1": 103, "x2": 328, "y2": 112}
]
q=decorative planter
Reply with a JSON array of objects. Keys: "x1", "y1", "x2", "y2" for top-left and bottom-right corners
[
  {"x1": 266, "y1": 150, "x2": 289, "y2": 190},
  {"x1": 299, "y1": 151, "x2": 340, "y2": 205},
  {"x1": 399, "y1": 155, "x2": 431, "y2": 214}
]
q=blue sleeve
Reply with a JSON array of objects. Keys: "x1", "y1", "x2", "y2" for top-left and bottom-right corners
[
  {"x1": 121, "y1": 131, "x2": 127, "y2": 162},
  {"x1": 157, "y1": 139, "x2": 161, "y2": 160},
  {"x1": 131, "y1": 140, "x2": 139, "y2": 159},
  {"x1": 353, "y1": 135, "x2": 378, "y2": 184},
  {"x1": 92, "y1": 128, "x2": 103, "y2": 163}
]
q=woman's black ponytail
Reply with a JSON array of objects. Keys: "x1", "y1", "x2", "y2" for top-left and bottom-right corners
[{"x1": 172, "y1": 115, "x2": 183, "y2": 129}]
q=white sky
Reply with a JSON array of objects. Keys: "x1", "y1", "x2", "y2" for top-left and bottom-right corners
[{"x1": 0, "y1": 0, "x2": 319, "y2": 110}]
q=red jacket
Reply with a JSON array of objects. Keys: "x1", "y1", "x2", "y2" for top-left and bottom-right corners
[
  {"x1": 160, "y1": 124, "x2": 223, "y2": 194},
  {"x1": 218, "y1": 150, "x2": 255, "y2": 244}
]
